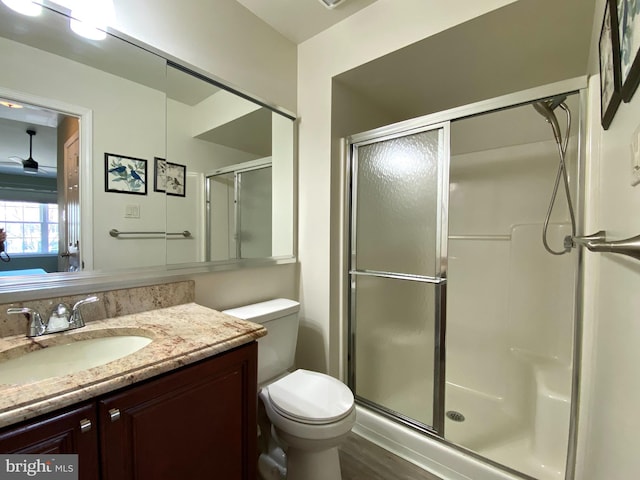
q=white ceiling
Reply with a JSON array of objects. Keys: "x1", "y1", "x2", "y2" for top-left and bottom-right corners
[{"x1": 234, "y1": 0, "x2": 378, "y2": 44}]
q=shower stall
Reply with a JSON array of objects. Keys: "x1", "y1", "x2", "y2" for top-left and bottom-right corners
[{"x1": 346, "y1": 87, "x2": 583, "y2": 480}]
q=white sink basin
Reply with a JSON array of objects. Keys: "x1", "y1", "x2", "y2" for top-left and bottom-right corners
[{"x1": 0, "y1": 335, "x2": 152, "y2": 385}]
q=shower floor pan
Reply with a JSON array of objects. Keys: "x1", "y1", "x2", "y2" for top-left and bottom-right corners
[{"x1": 383, "y1": 379, "x2": 567, "y2": 480}]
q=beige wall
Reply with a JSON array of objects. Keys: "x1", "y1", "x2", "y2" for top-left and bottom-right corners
[
  {"x1": 193, "y1": 263, "x2": 298, "y2": 312},
  {"x1": 577, "y1": 1, "x2": 640, "y2": 476}
]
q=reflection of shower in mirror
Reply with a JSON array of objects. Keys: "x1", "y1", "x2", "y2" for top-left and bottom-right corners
[{"x1": 206, "y1": 159, "x2": 273, "y2": 262}]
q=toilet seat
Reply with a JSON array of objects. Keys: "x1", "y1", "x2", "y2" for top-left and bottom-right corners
[{"x1": 265, "y1": 369, "x2": 354, "y2": 425}]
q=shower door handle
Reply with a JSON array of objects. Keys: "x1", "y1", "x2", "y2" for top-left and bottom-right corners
[{"x1": 570, "y1": 230, "x2": 640, "y2": 261}]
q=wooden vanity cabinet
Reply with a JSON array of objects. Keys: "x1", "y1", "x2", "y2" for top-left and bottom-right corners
[
  {"x1": 0, "y1": 342, "x2": 257, "y2": 480},
  {"x1": 0, "y1": 402, "x2": 99, "y2": 480},
  {"x1": 99, "y1": 342, "x2": 258, "y2": 480}
]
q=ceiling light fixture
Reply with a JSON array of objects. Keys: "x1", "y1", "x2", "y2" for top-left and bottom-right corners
[
  {"x1": 69, "y1": 0, "x2": 114, "y2": 41},
  {"x1": 0, "y1": 101, "x2": 24, "y2": 109},
  {"x1": 317, "y1": 0, "x2": 347, "y2": 9},
  {"x1": 1, "y1": 0, "x2": 42, "y2": 16}
]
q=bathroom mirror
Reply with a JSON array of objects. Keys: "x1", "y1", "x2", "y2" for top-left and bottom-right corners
[{"x1": 0, "y1": 3, "x2": 295, "y2": 291}]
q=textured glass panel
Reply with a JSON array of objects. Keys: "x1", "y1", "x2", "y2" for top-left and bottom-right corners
[
  {"x1": 354, "y1": 275, "x2": 436, "y2": 427},
  {"x1": 355, "y1": 129, "x2": 442, "y2": 276},
  {"x1": 208, "y1": 173, "x2": 235, "y2": 261},
  {"x1": 238, "y1": 167, "x2": 272, "y2": 258}
]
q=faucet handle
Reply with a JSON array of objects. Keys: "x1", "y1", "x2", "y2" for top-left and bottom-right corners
[
  {"x1": 70, "y1": 296, "x2": 100, "y2": 328},
  {"x1": 7, "y1": 307, "x2": 46, "y2": 337}
]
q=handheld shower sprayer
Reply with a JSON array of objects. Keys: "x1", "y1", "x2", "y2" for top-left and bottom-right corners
[
  {"x1": 532, "y1": 96, "x2": 567, "y2": 146},
  {"x1": 531, "y1": 95, "x2": 576, "y2": 256}
]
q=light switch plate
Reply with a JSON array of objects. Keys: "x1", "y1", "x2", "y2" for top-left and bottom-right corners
[{"x1": 125, "y1": 204, "x2": 140, "y2": 218}]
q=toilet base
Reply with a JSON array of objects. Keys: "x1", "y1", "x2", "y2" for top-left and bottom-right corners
[
  {"x1": 286, "y1": 445, "x2": 342, "y2": 480},
  {"x1": 258, "y1": 449, "x2": 287, "y2": 480}
]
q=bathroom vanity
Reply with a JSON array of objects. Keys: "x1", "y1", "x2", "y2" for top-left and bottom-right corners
[{"x1": 0, "y1": 301, "x2": 266, "y2": 480}]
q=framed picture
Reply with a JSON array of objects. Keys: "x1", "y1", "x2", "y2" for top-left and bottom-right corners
[
  {"x1": 154, "y1": 157, "x2": 166, "y2": 193},
  {"x1": 600, "y1": 0, "x2": 623, "y2": 129},
  {"x1": 104, "y1": 153, "x2": 147, "y2": 195},
  {"x1": 617, "y1": 0, "x2": 640, "y2": 101},
  {"x1": 166, "y1": 162, "x2": 186, "y2": 197}
]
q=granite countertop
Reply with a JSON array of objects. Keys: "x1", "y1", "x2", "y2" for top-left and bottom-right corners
[{"x1": 0, "y1": 302, "x2": 266, "y2": 429}]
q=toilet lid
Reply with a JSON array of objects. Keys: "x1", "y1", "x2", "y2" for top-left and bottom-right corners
[{"x1": 267, "y1": 369, "x2": 354, "y2": 424}]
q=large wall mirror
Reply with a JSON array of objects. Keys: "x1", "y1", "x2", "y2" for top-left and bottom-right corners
[{"x1": 0, "y1": 3, "x2": 296, "y2": 293}]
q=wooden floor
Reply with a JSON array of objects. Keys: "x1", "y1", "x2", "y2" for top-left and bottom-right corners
[{"x1": 339, "y1": 433, "x2": 442, "y2": 480}]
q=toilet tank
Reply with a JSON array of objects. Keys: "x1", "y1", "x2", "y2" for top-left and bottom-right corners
[{"x1": 222, "y1": 299, "x2": 300, "y2": 385}]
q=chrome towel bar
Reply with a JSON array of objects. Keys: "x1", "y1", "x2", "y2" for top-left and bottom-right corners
[
  {"x1": 109, "y1": 229, "x2": 192, "y2": 238},
  {"x1": 569, "y1": 230, "x2": 640, "y2": 261}
]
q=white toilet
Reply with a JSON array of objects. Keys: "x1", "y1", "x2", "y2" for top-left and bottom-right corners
[{"x1": 223, "y1": 299, "x2": 355, "y2": 480}]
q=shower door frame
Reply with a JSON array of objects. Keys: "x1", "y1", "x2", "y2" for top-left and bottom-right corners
[
  {"x1": 343, "y1": 76, "x2": 588, "y2": 480},
  {"x1": 347, "y1": 122, "x2": 450, "y2": 436}
]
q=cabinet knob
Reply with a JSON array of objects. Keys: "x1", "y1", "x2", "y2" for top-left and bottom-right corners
[
  {"x1": 108, "y1": 408, "x2": 121, "y2": 422},
  {"x1": 79, "y1": 418, "x2": 92, "y2": 433}
]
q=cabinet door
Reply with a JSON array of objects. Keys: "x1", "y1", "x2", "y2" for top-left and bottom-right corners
[
  {"x1": 0, "y1": 402, "x2": 99, "y2": 480},
  {"x1": 100, "y1": 342, "x2": 257, "y2": 480}
]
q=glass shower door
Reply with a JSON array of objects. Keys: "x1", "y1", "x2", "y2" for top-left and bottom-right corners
[
  {"x1": 349, "y1": 123, "x2": 449, "y2": 434},
  {"x1": 237, "y1": 166, "x2": 272, "y2": 258}
]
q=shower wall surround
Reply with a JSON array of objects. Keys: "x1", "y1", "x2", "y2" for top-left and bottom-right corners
[{"x1": 447, "y1": 109, "x2": 578, "y2": 478}]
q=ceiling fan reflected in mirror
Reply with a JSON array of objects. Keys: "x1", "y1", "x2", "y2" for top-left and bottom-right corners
[
  {"x1": 0, "y1": 129, "x2": 55, "y2": 176},
  {"x1": 317, "y1": 0, "x2": 347, "y2": 9}
]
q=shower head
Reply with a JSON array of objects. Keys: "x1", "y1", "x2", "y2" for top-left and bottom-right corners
[
  {"x1": 533, "y1": 95, "x2": 567, "y2": 144},
  {"x1": 532, "y1": 95, "x2": 566, "y2": 121},
  {"x1": 545, "y1": 95, "x2": 567, "y2": 111}
]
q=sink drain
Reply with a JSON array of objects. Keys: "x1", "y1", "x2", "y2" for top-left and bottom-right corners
[{"x1": 446, "y1": 410, "x2": 465, "y2": 422}]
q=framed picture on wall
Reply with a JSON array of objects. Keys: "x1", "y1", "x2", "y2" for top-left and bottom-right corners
[
  {"x1": 154, "y1": 157, "x2": 166, "y2": 193},
  {"x1": 617, "y1": 0, "x2": 640, "y2": 101},
  {"x1": 600, "y1": 0, "x2": 623, "y2": 129},
  {"x1": 104, "y1": 153, "x2": 147, "y2": 195},
  {"x1": 166, "y1": 162, "x2": 186, "y2": 197}
]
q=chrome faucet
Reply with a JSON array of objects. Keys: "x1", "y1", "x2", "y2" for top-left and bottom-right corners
[
  {"x1": 6, "y1": 307, "x2": 46, "y2": 337},
  {"x1": 69, "y1": 296, "x2": 100, "y2": 329},
  {"x1": 7, "y1": 296, "x2": 100, "y2": 337}
]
